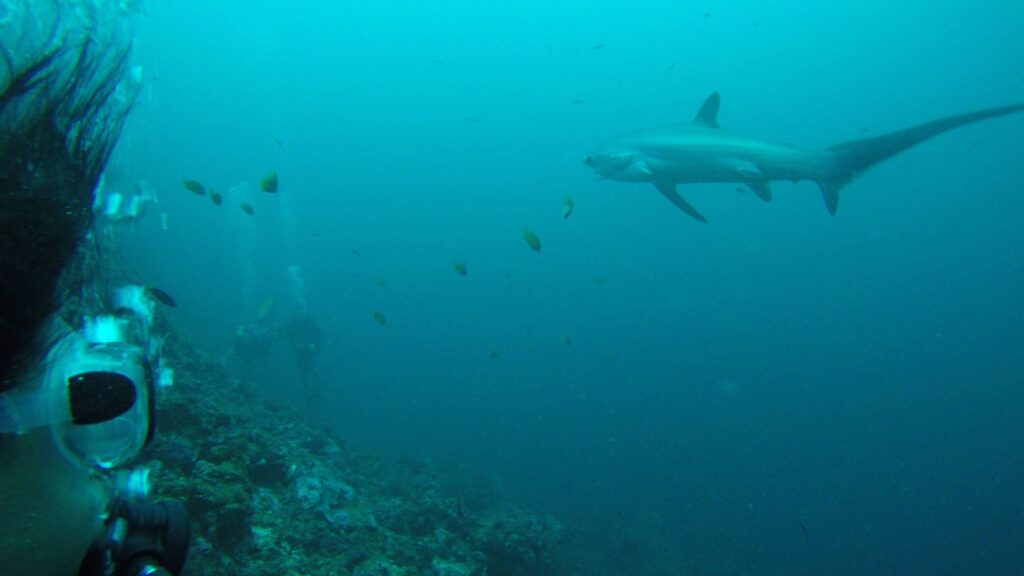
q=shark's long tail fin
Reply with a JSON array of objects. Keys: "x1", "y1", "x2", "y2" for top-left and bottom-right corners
[{"x1": 816, "y1": 102, "x2": 1024, "y2": 214}]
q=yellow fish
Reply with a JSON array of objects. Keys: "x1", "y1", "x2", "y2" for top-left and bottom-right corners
[
  {"x1": 239, "y1": 202, "x2": 255, "y2": 215},
  {"x1": 256, "y1": 297, "x2": 275, "y2": 320},
  {"x1": 182, "y1": 178, "x2": 205, "y2": 196},
  {"x1": 453, "y1": 262, "x2": 467, "y2": 276},
  {"x1": 260, "y1": 172, "x2": 278, "y2": 193},
  {"x1": 209, "y1": 190, "x2": 223, "y2": 206},
  {"x1": 562, "y1": 195, "x2": 574, "y2": 219},
  {"x1": 522, "y1": 228, "x2": 541, "y2": 252},
  {"x1": 372, "y1": 311, "x2": 387, "y2": 325}
]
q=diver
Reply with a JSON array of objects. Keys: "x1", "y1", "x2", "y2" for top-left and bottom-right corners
[
  {"x1": 232, "y1": 319, "x2": 278, "y2": 363},
  {"x1": 0, "y1": 3, "x2": 188, "y2": 575},
  {"x1": 284, "y1": 308, "x2": 323, "y2": 409},
  {"x1": 229, "y1": 298, "x2": 280, "y2": 387}
]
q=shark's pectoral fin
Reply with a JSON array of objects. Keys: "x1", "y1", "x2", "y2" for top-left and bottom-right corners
[
  {"x1": 654, "y1": 182, "x2": 707, "y2": 222},
  {"x1": 817, "y1": 181, "x2": 842, "y2": 214},
  {"x1": 747, "y1": 181, "x2": 772, "y2": 202}
]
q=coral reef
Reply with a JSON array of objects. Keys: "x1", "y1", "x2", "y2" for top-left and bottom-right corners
[{"x1": 144, "y1": 333, "x2": 570, "y2": 576}]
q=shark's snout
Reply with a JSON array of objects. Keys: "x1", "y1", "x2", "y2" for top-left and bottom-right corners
[{"x1": 583, "y1": 149, "x2": 638, "y2": 180}]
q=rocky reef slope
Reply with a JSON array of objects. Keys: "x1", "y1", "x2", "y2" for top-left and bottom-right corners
[{"x1": 144, "y1": 334, "x2": 570, "y2": 576}]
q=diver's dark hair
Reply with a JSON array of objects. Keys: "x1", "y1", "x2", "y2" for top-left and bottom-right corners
[{"x1": 0, "y1": 2, "x2": 139, "y2": 390}]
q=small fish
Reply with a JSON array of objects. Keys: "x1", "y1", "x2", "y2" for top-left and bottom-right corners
[
  {"x1": 274, "y1": 138, "x2": 285, "y2": 148},
  {"x1": 668, "y1": 61, "x2": 677, "y2": 71},
  {"x1": 372, "y1": 311, "x2": 387, "y2": 325},
  {"x1": 239, "y1": 202, "x2": 255, "y2": 215},
  {"x1": 561, "y1": 334, "x2": 573, "y2": 346},
  {"x1": 734, "y1": 187, "x2": 745, "y2": 193},
  {"x1": 799, "y1": 520, "x2": 809, "y2": 544},
  {"x1": 488, "y1": 351, "x2": 499, "y2": 359},
  {"x1": 466, "y1": 117, "x2": 480, "y2": 124},
  {"x1": 259, "y1": 172, "x2": 278, "y2": 193},
  {"x1": 593, "y1": 277, "x2": 608, "y2": 286},
  {"x1": 375, "y1": 275, "x2": 386, "y2": 288},
  {"x1": 256, "y1": 297, "x2": 275, "y2": 320},
  {"x1": 591, "y1": 43, "x2": 605, "y2": 50},
  {"x1": 571, "y1": 99, "x2": 584, "y2": 105},
  {"x1": 453, "y1": 262, "x2": 467, "y2": 276},
  {"x1": 182, "y1": 178, "x2": 205, "y2": 196},
  {"x1": 562, "y1": 195, "x2": 574, "y2": 219},
  {"x1": 351, "y1": 249, "x2": 362, "y2": 257},
  {"x1": 209, "y1": 190, "x2": 223, "y2": 206},
  {"x1": 522, "y1": 228, "x2": 541, "y2": 252},
  {"x1": 146, "y1": 286, "x2": 177, "y2": 307}
]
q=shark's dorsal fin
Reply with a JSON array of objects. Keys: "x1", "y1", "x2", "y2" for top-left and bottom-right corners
[{"x1": 693, "y1": 92, "x2": 720, "y2": 127}]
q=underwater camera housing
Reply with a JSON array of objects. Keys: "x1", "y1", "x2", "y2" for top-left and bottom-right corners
[
  {"x1": 0, "y1": 286, "x2": 168, "y2": 470},
  {"x1": 29, "y1": 283, "x2": 171, "y2": 469},
  {"x1": 0, "y1": 284, "x2": 190, "y2": 574},
  {"x1": 50, "y1": 313, "x2": 156, "y2": 469}
]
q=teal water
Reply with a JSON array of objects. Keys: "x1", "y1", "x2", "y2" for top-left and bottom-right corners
[{"x1": 114, "y1": 1, "x2": 1023, "y2": 574}]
